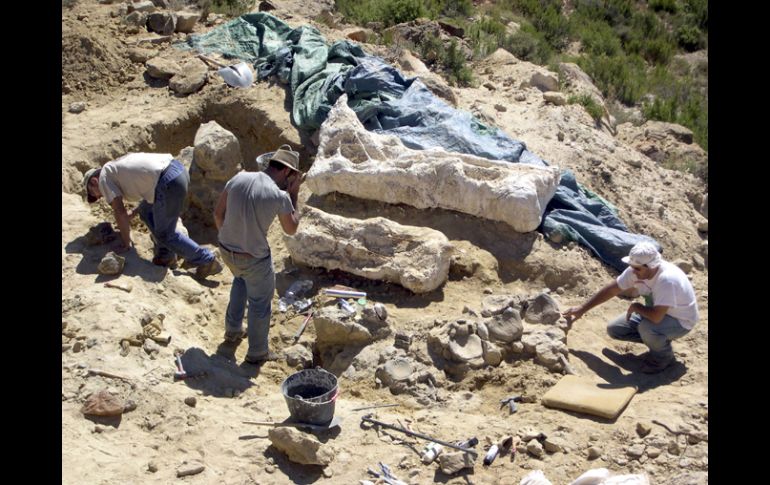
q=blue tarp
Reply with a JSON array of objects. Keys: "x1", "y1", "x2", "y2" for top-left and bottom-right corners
[{"x1": 180, "y1": 13, "x2": 659, "y2": 271}]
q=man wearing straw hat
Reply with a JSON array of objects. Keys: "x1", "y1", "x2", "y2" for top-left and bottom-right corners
[{"x1": 214, "y1": 144, "x2": 303, "y2": 365}]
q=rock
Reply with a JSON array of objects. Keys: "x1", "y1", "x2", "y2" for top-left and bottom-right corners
[
  {"x1": 480, "y1": 294, "x2": 520, "y2": 317},
  {"x1": 147, "y1": 12, "x2": 177, "y2": 36},
  {"x1": 700, "y1": 193, "x2": 708, "y2": 218},
  {"x1": 259, "y1": 0, "x2": 277, "y2": 11},
  {"x1": 398, "y1": 49, "x2": 429, "y2": 74},
  {"x1": 81, "y1": 390, "x2": 124, "y2": 417},
  {"x1": 418, "y1": 76, "x2": 458, "y2": 106},
  {"x1": 627, "y1": 444, "x2": 646, "y2": 459},
  {"x1": 284, "y1": 344, "x2": 313, "y2": 368},
  {"x1": 176, "y1": 462, "x2": 205, "y2": 477},
  {"x1": 527, "y1": 439, "x2": 545, "y2": 458},
  {"x1": 668, "y1": 440, "x2": 681, "y2": 455},
  {"x1": 124, "y1": 400, "x2": 137, "y2": 412},
  {"x1": 146, "y1": 57, "x2": 181, "y2": 80},
  {"x1": 558, "y1": 62, "x2": 604, "y2": 105},
  {"x1": 73, "y1": 341, "x2": 84, "y2": 353},
  {"x1": 285, "y1": 206, "x2": 452, "y2": 294},
  {"x1": 268, "y1": 427, "x2": 335, "y2": 466},
  {"x1": 305, "y1": 95, "x2": 561, "y2": 234},
  {"x1": 544, "y1": 436, "x2": 569, "y2": 453},
  {"x1": 98, "y1": 252, "x2": 125, "y2": 275},
  {"x1": 543, "y1": 91, "x2": 567, "y2": 106},
  {"x1": 673, "y1": 259, "x2": 692, "y2": 274},
  {"x1": 169, "y1": 58, "x2": 208, "y2": 95},
  {"x1": 86, "y1": 222, "x2": 117, "y2": 246},
  {"x1": 147, "y1": 462, "x2": 158, "y2": 473},
  {"x1": 376, "y1": 358, "x2": 414, "y2": 387},
  {"x1": 481, "y1": 340, "x2": 503, "y2": 366},
  {"x1": 636, "y1": 422, "x2": 652, "y2": 438},
  {"x1": 438, "y1": 451, "x2": 474, "y2": 474},
  {"x1": 192, "y1": 121, "x2": 243, "y2": 182},
  {"x1": 476, "y1": 322, "x2": 489, "y2": 340},
  {"x1": 128, "y1": 1, "x2": 155, "y2": 14},
  {"x1": 143, "y1": 338, "x2": 160, "y2": 355},
  {"x1": 587, "y1": 446, "x2": 601, "y2": 460},
  {"x1": 697, "y1": 220, "x2": 708, "y2": 233},
  {"x1": 494, "y1": 103, "x2": 507, "y2": 112},
  {"x1": 448, "y1": 333, "x2": 483, "y2": 363},
  {"x1": 438, "y1": 21, "x2": 464, "y2": 38},
  {"x1": 124, "y1": 11, "x2": 148, "y2": 31},
  {"x1": 313, "y1": 306, "x2": 373, "y2": 349},
  {"x1": 175, "y1": 12, "x2": 200, "y2": 33},
  {"x1": 127, "y1": 48, "x2": 155, "y2": 63},
  {"x1": 647, "y1": 447, "x2": 662, "y2": 459},
  {"x1": 515, "y1": 93, "x2": 526, "y2": 101},
  {"x1": 524, "y1": 293, "x2": 561, "y2": 324},
  {"x1": 393, "y1": 332, "x2": 413, "y2": 351},
  {"x1": 485, "y1": 310, "x2": 523, "y2": 344},
  {"x1": 184, "y1": 396, "x2": 197, "y2": 407},
  {"x1": 345, "y1": 28, "x2": 371, "y2": 42},
  {"x1": 68, "y1": 102, "x2": 86, "y2": 114},
  {"x1": 530, "y1": 72, "x2": 559, "y2": 92}
]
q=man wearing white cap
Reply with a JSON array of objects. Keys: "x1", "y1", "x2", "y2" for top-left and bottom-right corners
[
  {"x1": 563, "y1": 241, "x2": 699, "y2": 373},
  {"x1": 213, "y1": 145, "x2": 303, "y2": 365}
]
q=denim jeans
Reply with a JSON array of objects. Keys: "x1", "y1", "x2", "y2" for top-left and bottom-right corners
[
  {"x1": 607, "y1": 312, "x2": 691, "y2": 362},
  {"x1": 220, "y1": 248, "x2": 275, "y2": 359},
  {"x1": 136, "y1": 159, "x2": 213, "y2": 266}
]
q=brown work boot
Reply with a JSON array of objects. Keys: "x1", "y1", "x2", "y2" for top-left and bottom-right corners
[
  {"x1": 244, "y1": 351, "x2": 281, "y2": 365},
  {"x1": 223, "y1": 329, "x2": 247, "y2": 343},
  {"x1": 196, "y1": 258, "x2": 223, "y2": 278},
  {"x1": 152, "y1": 254, "x2": 178, "y2": 268},
  {"x1": 640, "y1": 354, "x2": 675, "y2": 374}
]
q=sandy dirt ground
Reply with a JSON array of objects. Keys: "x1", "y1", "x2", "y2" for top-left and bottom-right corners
[{"x1": 62, "y1": 2, "x2": 707, "y2": 484}]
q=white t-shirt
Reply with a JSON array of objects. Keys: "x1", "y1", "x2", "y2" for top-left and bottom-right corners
[
  {"x1": 98, "y1": 153, "x2": 173, "y2": 204},
  {"x1": 616, "y1": 260, "x2": 699, "y2": 330}
]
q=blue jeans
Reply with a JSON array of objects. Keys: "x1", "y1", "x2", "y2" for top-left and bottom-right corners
[
  {"x1": 136, "y1": 160, "x2": 213, "y2": 266},
  {"x1": 607, "y1": 312, "x2": 691, "y2": 362},
  {"x1": 220, "y1": 247, "x2": 275, "y2": 359}
]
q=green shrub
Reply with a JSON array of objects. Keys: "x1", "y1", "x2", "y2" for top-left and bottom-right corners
[
  {"x1": 383, "y1": 0, "x2": 427, "y2": 25},
  {"x1": 578, "y1": 54, "x2": 646, "y2": 105},
  {"x1": 649, "y1": 0, "x2": 678, "y2": 14},
  {"x1": 675, "y1": 24, "x2": 704, "y2": 51},
  {"x1": 210, "y1": 0, "x2": 253, "y2": 16},
  {"x1": 568, "y1": 94, "x2": 605, "y2": 122}
]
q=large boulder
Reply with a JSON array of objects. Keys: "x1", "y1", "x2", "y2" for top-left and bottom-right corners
[
  {"x1": 169, "y1": 58, "x2": 208, "y2": 96},
  {"x1": 306, "y1": 96, "x2": 561, "y2": 233},
  {"x1": 191, "y1": 121, "x2": 242, "y2": 181},
  {"x1": 284, "y1": 206, "x2": 453, "y2": 293},
  {"x1": 313, "y1": 306, "x2": 373, "y2": 350}
]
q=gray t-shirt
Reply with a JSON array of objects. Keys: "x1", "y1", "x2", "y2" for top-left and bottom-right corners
[
  {"x1": 218, "y1": 171, "x2": 294, "y2": 259},
  {"x1": 98, "y1": 153, "x2": 173, "y2": 204}
]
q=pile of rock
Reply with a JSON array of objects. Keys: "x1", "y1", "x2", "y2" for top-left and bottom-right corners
[{"x1": 428, "y1": 292, "x2": 571, "y2": 378}]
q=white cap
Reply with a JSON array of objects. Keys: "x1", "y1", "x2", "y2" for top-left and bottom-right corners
[{"x1": 621, "y1": 241, "x2": 662, "y2": 268}]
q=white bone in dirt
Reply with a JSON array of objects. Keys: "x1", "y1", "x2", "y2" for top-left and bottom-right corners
[
  {"x1": 305, "y1": 95, "x2": 561, "y2": 233},
  {"x1": 284, "y1": 206, "x2": 452, "y2": 293}
]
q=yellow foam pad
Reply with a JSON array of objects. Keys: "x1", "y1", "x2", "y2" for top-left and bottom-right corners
[{"x1": 541, "y1": 375, "x2": 637, "y2": 419}]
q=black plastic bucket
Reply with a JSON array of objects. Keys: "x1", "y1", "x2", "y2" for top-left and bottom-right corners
[{"x1": 281, "y1": 368, "x2": 339, "y2": 425}]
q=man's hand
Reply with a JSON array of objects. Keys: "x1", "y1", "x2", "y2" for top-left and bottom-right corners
[
  {"x1": 562, "y1": 306, "x2": 585, "y2": 324},
  {"x1": 626, "y1": 302, "x2": 640, "y2": 322},
  {"x1": 287, "y1": 172, "x2": 303, "y2": 195}
]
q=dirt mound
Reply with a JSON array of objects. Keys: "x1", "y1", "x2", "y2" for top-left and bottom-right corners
[{"x1": 62, "y1": 19, "x2": 133, "y2": 95}]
